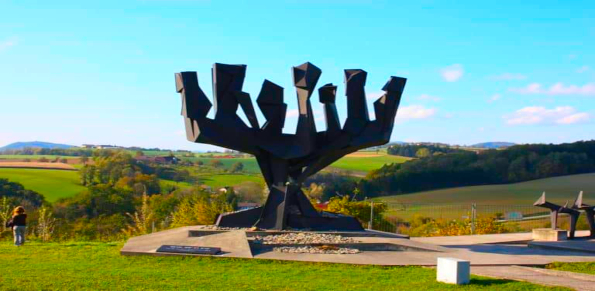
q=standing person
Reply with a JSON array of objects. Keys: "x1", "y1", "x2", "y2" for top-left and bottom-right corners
[{"x1": 5, "y1": 206, "x2": 27, "y2": 246}]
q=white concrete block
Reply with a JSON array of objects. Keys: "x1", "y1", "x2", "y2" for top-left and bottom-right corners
[
  {"x1": 437, "y1": 257, "x2": 470, "y2": 285},
  {"x1": 532, "y1": 228, "x2": 567, "y2": 241}
]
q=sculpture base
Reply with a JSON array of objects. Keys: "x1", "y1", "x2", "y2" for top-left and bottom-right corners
[
  {"x1": 216, "y1": 207, "x2": 364, "y2": 231},
  {"x1": 216, "y1": 207, "x2": 263, "y2": 228},
  {"x1": 532, "y1": 228, "x2": 567, "y2": 242}
]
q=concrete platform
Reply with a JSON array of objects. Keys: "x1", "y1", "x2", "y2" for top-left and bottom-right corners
[
  {"x1": 472, "y1": 266, "x2": 595, "y2": 291},
  {"x1": 532, "y1": 228, "x2": 567, "y2": 241},
  {"x1": 529, "y1": 238, "x2": 595, "y2": 254},
  {"x1": 121, "y1": 227, "x2": 253, "y2": 258},
  {"x1": 121, "y1": 227, "x2": 595, "y2": 266}
]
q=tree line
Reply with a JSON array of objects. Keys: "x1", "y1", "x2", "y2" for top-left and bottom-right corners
[
  {"x1": 1, "y1": 151, "x2": 242, "y2": 241},
  {"x1": 387, "y1": 144, "x2": 464, "y2": 158},
  {"x1": 358, "y1": 140, "x2": 595, "y2": 197}
]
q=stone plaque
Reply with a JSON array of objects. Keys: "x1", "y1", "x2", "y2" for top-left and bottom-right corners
[{"x1": 156, "y1": 245, "x2": 221, "y2": 255}]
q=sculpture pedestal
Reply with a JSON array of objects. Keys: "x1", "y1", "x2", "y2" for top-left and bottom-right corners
[{"x1": 532, "y1": 228, "x2": 567, "y2": 241}]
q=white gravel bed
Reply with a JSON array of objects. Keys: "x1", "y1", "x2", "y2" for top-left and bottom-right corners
[
  {"x1": 196, "y1": 225, "x2": 248, "y2": 230},
  {"x1": 274, "y1": 246, "x2": 360, "y2": 254},
  {"x1": 254, "y1": 232, "x2": 356, "y2": 245}
]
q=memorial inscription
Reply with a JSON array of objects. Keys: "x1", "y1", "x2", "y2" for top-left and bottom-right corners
[{"x1": 156, "y1": 245, "x2": 222, "y2": 255}]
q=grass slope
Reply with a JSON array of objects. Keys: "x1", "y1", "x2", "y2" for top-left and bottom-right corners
[
  {"x1": 547, "y1": 262, "x2": 595, "y2": 275},
  {"x1": 330, "y1": 154, "x2": 411, "y2": 172},
  {"x1": 0, "y1": 242, "x2": 563, "y2": 290},
  {"x1": 192, "y1": 158, "x2": 260, "y2": 173},
  {"x1": 0, "y1": 168, "x2": 85, "y2": 202},
  {"x1": 377, "y1": 173, "x2": 595, "y2": 206},
  {"x1": 160, "y1": 174, "x2": 265, "y2": 191},
  {"x1": 197, "y1": 174, "x2": 264, "y2": 188}
]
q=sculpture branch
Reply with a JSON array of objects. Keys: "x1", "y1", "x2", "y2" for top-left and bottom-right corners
[{"x1": 175, "y1": 62, "x2": 406, "y2": 230}]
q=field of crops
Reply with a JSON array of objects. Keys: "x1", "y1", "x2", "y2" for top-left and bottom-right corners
[
  {"x1": 0, "y1": 168, "x2": 85, "y2": 202},
  {"x1": 330, "y1": 153, "x2": 411, "y2": 172},
  {"x1": 376, "y1": 173, "x2": 595, "y2": 206},
  {"x1": 0, "y1": 154, "x2": 78, "y2": 160},
  {"x1": 2, "y1": 150, "x2": 411, "y2": 175},
  {"x1": 160, "y1": 173, "x2": 264, "y2": 191},
  {"x1": 190, "y1": 157, "x2": 260, "y2": 173}
]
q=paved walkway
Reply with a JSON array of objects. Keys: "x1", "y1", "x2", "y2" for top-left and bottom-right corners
[
  {"x1": 472, "y1": 266, "x2": 595, "y2": 291},
  {"x1": 122, "y1": 228, "x2": 595, "y2": 266},
  {"x1": 412, "y1": 231, "x2": 591, "y2": 246}
]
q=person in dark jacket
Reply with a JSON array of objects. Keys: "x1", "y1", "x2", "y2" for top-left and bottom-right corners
[{"x1": 6, "y1": 206, "x2": 27, "y2": 246}]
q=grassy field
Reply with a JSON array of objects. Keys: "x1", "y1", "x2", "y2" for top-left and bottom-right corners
[
  {"x1": 330, "y1": 153, "x2": 411, "y2": 173},
  {"x1": 0, "y1": 168, "x2": 85, "y2": 202},
  {"x1": 197, "y1": 173, "x2": 264, "y2": 188},
  {"x1": 161, "y1": 174, "x2": 265, "y2": 191},
  {"x1": 0, "y1": 241, "x2": 564, "y2": 290},
  {"x1": 547, "y1": 262, "x2": 595, "y2": 275},
  {"x1": 1, "y1": 151, "x2": 410, "y2": 174},
  {"x1": 0, "y1": 154, "x2": 78, "y2": 160},
  {"x1": 377, "y1": 173, "x2": 595, "y2": 206},
  {"x1": 192, "y1": 157, "x2": 260, "y2": 173}
]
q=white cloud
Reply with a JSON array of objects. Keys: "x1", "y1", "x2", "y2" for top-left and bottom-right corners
[
  {"x1": 557, "y1": 113, "x2": 590, "y2": 124},
  {"x1": 286, "y1": 109, "x2": 300, "y2": 117},
  {"x1": 510, "y1": 83, "x2": 542, "y2": 94},
  {"x1": 549, "y1": 83, "x2": 595, "y2": 95},
  {"x1": 396, "y1": 105, "x2": 436, "y2": 122},
  {"x1": 313, "y1": 110, "x2": 324, "y2": 121},
  {"x1": 0, "y1": 39, "x2": 16, "y2": 51},
  {"x1": 366, "y1": 91, "x2": 384, "y2": 100},
  {"x1": 577, "y1": 66, "x2": 590, "y2": 73},
  {"x1": 487, "y1": 94, "x2": 501, "y2": 103},
  {"x1": 174, "y1": 130, "x2": 185, "y2": 136},
  {"x1": 418, "y1": 94, "x2": 441, "y2": 102},
  {"x1": 287, "y1": 109, "x2": 323, "y2": 119},
  {"x1": 440, "y1": 64, "x2": 464, "y2": 82},
  {"x1": 504, "y1": 106, "x2": 590, "y2": 125},
  {"x1": 490, "y1": 73, "x2": 527, "y2": 81},
  {"x1": 510, "y1": 83, "x2": 595, "y2": 96}
]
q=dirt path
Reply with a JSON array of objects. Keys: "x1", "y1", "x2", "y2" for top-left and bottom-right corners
[{"x1": 0, "y1": 162, "x2": 76, "y2": 170}]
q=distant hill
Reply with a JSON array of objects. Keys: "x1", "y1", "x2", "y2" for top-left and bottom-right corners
[
  {"x1": 0, "y1": 141, "x2": 75, "y2": 151},
  {"x1": 471, "y1": 142, "x2": 516, "y2": 149}
]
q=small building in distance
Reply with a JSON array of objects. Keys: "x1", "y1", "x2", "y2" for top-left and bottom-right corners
[{"x1": 82, "y1": 144, "x2": 119, "y2": 149}]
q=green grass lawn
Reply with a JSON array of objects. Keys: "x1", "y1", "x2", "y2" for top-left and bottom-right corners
[
  {"x1": 330, "y1": 154, "x2": 411, "y2": 173},
  {"x1": 0, "y1": 168, "x2": 85, "y2": 202},
  {"x1": 0, "y1": 241, "x2": 565, "y2": 290},
  {"x1": 377, "y1": 173, "x2": 595, "y2": 206},
  {"x1": 185, "y1": 152, "x2": 411, "y2": 174},
  {"x1": 198, "y1": 173, "x2": 264, "y2": 188},
  {"x1": 191, "y1": 157, "x2": 260, "y2": 173},
  {"x1": 547, "y1": 262, "x2": 595, "y2": 275},
  {"x1": 161, "y1": 174, "x2": 265, "y2": 191},
  {"x1": 159, "y1": 179, "x2": 194, "y2": 190}
]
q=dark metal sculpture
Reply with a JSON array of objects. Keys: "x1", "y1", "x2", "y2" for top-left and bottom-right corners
[
  {"x1": 533, "y1": 192, "x2": 581, "y2": 239},
  {"x1": 175, "y1": 62, "x2": 406, "y2": 230},
  {"x1": 572, "y1": 191, "x2": 595, "y2": 237}
]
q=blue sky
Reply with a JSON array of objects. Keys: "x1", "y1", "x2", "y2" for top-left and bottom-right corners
[{"x1": 0, "y1": 0, "x2": 594, "y2": 151}]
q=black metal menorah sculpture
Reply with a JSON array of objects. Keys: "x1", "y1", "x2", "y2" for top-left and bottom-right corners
[
  {"x1": 572, "y1": 191, "x2": 595, "y2": 237},
  {"x1": 175, "y1": 62, "x2": 406, "y2": 230},
  {"x1": 533, "y1": 192, "x2": 581, "y2": 239}
]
